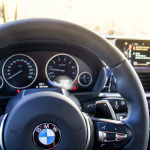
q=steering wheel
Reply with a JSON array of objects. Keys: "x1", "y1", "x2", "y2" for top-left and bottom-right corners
[{"x1": 0, "y1": 19, "x2": 149, "y2": 150}]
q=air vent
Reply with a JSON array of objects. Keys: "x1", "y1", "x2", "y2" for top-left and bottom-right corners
[{"x1": 137, "y1": 72, "x2": 150, "y2": 92}]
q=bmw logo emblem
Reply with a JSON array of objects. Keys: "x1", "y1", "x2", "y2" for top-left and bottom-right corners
[{"x1": 33, "y1": 123, "x2": 61, "y2": 149}]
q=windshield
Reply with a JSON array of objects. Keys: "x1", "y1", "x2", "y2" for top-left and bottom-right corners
[{"x1": 0, "y1": 0, "x2": 150, "y2": 38}]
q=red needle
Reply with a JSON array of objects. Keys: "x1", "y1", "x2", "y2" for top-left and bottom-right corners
[
  {"x1": 124, "y1": 44, "x2": 133, "y2": 57},
  {"x1": 125, "y1": 45, "x2": 133, "y2": 53}
]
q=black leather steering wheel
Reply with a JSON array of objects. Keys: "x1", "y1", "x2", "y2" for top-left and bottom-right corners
[{"x1": 0, "y1": 19, "x2": 149, "y2": 150}]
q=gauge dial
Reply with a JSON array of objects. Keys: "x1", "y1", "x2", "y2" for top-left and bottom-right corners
[
  {"x1": 2, "y1": 54, "x2": 38, "y2": 89},
  {"x1": 46, "y1": 54, "x2": 79, "y2": 87},
  {"x1": 0, "y1": 76, "x2": 3, "y2": 89},
  {"x1": 78, "y1": 72, "x2": 92, "y2": 87}
]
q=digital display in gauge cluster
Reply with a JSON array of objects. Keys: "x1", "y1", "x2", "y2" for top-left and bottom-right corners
[
  {"x1": 0, "y1": 52, "x2": 93, "y2": 95},
  {"x1": 116, "y1": 39, "x2": 150, "y2": 70}
]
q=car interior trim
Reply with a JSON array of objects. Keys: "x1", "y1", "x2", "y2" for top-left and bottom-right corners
[{"x1": 0, "y1": 114, "x2": 8, "y2": 150}]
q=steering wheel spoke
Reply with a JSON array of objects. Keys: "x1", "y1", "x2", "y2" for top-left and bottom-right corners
[
  {"x1": 91, "y1": 117, "x2": 132, "y2": 150},
  {"x1": 0, "y1": 114, "x2": 8, "y2": 150}
]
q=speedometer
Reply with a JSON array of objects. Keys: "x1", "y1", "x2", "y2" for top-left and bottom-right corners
[
  {"x1": 46, "y1": 54, "x2": 79, "y2": 87},
  {"x1": 2, "y1": 54, "x2": 38, "y2": 89}
]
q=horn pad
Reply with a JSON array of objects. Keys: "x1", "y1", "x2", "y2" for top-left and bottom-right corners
[{"x1": 4, "y1": 91, "x2": 87, "y2": 150}]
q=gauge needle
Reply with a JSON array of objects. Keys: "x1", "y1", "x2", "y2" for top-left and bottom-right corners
[
  {"x1": 83, "y1": 75, "x2": 86, "y2": 83},
  {"x1": 49, "y1": 69, "x2": 65, "y2": 72},
  {"x1": 7, "y1": 70, "x2": 23, "y2": 80},
  {"x1": 124, "y1": 45, "x2": 133, "y2": 57}
]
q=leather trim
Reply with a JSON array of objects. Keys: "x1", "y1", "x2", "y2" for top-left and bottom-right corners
[
  {"x1": 0, "y1": 18, "x2": 125, "y2": 69},
  {"x1": 112, "y1": 59, "x2": 149, "y2": 150}
]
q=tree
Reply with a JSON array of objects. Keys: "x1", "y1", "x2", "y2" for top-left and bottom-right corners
[
  {"x1": 14, "y1": 0, "x2": 18, "y2": 20},
  {"x1": 1, "y1": 0, "x2": 7, "y2": 23}
]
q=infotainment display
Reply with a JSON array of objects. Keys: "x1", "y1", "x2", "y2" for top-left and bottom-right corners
[{"x1": 115, "y1": 39, "x2": 150, "y2": 70}]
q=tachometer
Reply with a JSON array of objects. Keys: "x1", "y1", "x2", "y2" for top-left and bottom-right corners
[
  {"x1": 2, "y1": 54, "x2": 38, "y2": 89},
  {"x1": 46, "y1": 54, "x2": 79, "y2": 87}
]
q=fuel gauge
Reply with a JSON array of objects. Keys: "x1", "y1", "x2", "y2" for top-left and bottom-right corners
[
  {"x1": 0, "y1": 76, "x2": 4, "y2": 89},
  {"x1": 78, "y1": 72, "x2": 92, "y2": 87}
]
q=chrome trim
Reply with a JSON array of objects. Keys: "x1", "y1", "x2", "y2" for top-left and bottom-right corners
[
  {"x1": 142, "y1": 93, "x2": 150, "y2": 97},
  {"x1": 0, "y1": 76, "x2": 4, "y2": 89},
  {"x1": 98, "y1": 131, "x2": 127, "y2": 142},
  {"x1": 0, "y1": 114, "x2": 8, "y2": 150},
  {"x1": 98, "y1": 131, "x2": 106, "y2": 141},
  {"x1": 99, "y1": 92, "x2": 150, "y2": 98},
  {"x1": 78, "y1": 72, "x2": 92, "y2": 87},
  {"x1": 99, "y1": 93, "x2": 121, "y2": 97},
  {"x1": 117, "y1": 133, "x2": 127, "y2": 140},
  {"x1": 83, "y1": 113, "x2": 91, "y2": 150},
  {"x1": 45, "y1": 53, "x2": 79, "y2": 88},
  {"x1": 108, "y1": 74, "x2": 113, "y2": 92}
]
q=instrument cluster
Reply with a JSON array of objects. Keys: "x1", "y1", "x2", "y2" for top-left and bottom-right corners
[{"x1": 0, "y1": 51, "x2": 95, "y2": 95}]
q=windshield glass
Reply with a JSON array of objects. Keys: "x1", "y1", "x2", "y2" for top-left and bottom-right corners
[{"x1": 0, "y1": 0, "x2": 150, "y2": 38}]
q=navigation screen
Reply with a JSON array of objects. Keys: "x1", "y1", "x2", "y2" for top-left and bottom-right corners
[{"x1": 115, "y1": 39, "x2": 150, "y2": 69}]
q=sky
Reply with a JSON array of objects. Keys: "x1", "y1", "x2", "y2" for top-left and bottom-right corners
[{"x1": 0, "y1": 0, "x2": 150, "y2": 38}]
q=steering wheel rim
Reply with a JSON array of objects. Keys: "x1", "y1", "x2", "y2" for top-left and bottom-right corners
[{"x1": 0, "y1": 18, "x2": 149, "y2": 150}]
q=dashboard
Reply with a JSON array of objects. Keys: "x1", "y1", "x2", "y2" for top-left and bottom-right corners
[
  {"x1": 0, "y1": 43, "x2": 105, "y2": 96},
  {"x1": 0, "y1": 19, "x2": 149, "y2": 150},
  {"x1": 0, "y1": 36, "x2": 149, "y2": 149},
  {"x1": 1, "y1": 38, "x2": 150, "y2": 97}
]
